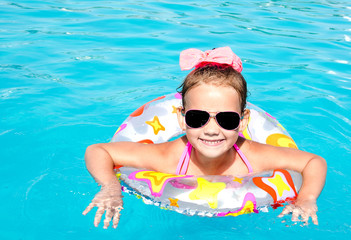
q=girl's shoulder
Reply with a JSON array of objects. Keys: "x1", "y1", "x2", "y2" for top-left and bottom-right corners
[
  {"x1": 156, "y1": 135, "x2": 187, "y2": 153},
  {"x1": 239, "y1": 138, "x2": 282, "y2": 171},
  {"x1": 241, "y1": 138, "x2": 314, "y2": 172},
  {"x1": 148, "y1": 136, "x2": 188, "y2": 173}
]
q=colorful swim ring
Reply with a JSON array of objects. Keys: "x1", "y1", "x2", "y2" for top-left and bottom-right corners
[{"x1": 111, "y1": 93, "x2": 302, "y2": 217}]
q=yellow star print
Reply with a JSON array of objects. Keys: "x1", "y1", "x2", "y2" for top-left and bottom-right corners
[
  {"x1": 145, "y1": 116, "x2": 165, "y2": 135},
  {"x1": 172, "y1": 105, "x2": 178, "y2": 114},
  {"x1": 233, "y1": 177, "x2": 243, "y2": 184},
  {"x1": 168, "y1": 198, "x2": 179, "y2": 208},
  {"x1": 268, "y1": 174, "x2": 291, "y2": 197},
  {"x1": 189, "y1": 178, "x2": 226, "y2": 209}
]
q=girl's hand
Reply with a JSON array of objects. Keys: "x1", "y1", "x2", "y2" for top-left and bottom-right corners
[
  {"x1": 278, "y1": 199, "x2": 318, "y2": 225},
  {"x1": 83, "y1": 181, "x2": 123, "y2": 229}
]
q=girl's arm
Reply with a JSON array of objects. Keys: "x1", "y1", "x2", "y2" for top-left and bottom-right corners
[
  {"x1": 82, "y1": 143, "x2": 124, "y2": 229},
  {"x1": 82, "y1": 141, "x2": 178, "y2": 229},
  {"x1": 248, "y1": 142, "x2": 327, "y2": 225},
  {"x1": 278, "y1": 154, "x2": 327, "y2": 225}
]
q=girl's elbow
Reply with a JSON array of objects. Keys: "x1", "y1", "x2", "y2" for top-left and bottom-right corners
[
  {"x1": 319, "y1": 156, "x2": 327, "y2": 174},
  {"x1": 85, "y1": 144, "x2": 98, "y2": 158},
  {"x1": 84, "y1": 144, "x2": 106, "y2": 164},
  {"x1": 315, "y1": 155, "x2": 327, "y2": 170},
  {"x1": 308, "y1": 155, "x2": 327, "y2": 175}
]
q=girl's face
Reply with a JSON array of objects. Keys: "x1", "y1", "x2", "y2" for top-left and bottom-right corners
[{"x1": 178, "y1": 83, "x2": 248, "y2": 160}]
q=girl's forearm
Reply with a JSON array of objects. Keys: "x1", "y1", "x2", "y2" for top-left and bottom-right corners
[
  {"x1": 297, "y1": 156, "x2": 327, "y2": 202},
  {"x1": 85, "y1": 144, "x2": 119, "y2": 185}
]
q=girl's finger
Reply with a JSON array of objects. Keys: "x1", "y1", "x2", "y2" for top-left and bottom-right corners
[
  {"x1": 103, "y1": 209, "x2": 114, "y2": 229},
  {"x1": 82, "y1": 203, "x2": 95, "y2": 215},
  {"x1": 112, "y1": 210, "x2": 122, "y2": 228},
  {"x1": 278, "y1": 205, "x2": 292, "y2": 217},
  {"x1": 291, "y1": 208, "x2": 301, "y2": 222},
  {"x1": 301, "y1": 212, "x2": 310, "y2": 224},
  {"x1": 311, "y1": 213, "x2": 319, "y2": 225},
  {"x1": 94, "y1": 207, "x2": 105, "y2": 227}
]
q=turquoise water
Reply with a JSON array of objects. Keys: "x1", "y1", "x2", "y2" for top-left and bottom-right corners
[{"x1": 1, "y1": 0, "x2": 351, "y2": 239}]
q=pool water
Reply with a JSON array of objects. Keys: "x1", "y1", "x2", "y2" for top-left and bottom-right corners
[{"x1": 1, "y1": 0, "x2": 351, "y2": 239}]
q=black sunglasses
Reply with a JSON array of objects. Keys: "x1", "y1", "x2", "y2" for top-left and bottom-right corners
[{"x1": 182, "y1": 109, "x2": 242, "y2": 130}]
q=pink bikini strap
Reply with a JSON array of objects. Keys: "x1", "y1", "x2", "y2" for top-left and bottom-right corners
[
  {"x1": 176, "y1": 143, "x2": 252, "y2": 175},
  {"x1": 176, "y1": 142, "x2": 192, "y2": 175},
  {"x1": 234, "y1": 143, "x2": 253, "y2": 173}
]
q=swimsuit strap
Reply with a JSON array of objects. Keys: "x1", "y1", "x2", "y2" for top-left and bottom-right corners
[
  {"x1": 234, "y1": 143, "x2": 253, "y2": 173},
  {"x1": 176, "y1": 142, "x2": 252, "y2": 175},
  {"x1": 176, "y1": 142, "x2": 192, "y2": 175}
]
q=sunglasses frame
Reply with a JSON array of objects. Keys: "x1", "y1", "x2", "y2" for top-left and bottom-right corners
[{"x1": 182, "y1": 109, "x2": 243, "y2": 131}]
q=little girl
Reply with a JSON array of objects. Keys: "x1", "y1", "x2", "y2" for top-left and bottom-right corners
[{"x1": 83, "y1": 47, "x2": 327, "y2": 229}]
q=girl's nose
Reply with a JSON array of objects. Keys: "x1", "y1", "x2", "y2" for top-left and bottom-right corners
[{"x1": 203, "y1": 116, "x2": 220, "y2": 135}]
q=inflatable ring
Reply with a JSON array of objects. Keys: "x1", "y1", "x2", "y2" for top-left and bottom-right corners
[{"x1": 111, "y1": 93, "x2": 302, "y2": 217}]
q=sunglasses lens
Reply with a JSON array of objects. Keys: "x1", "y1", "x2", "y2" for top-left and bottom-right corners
[
  {"x1": 185, "y1": 110, "x2": 209, "y2": 128},
  {"x1": 216, "y1": 112, "x2": 241, "y2": 130}
]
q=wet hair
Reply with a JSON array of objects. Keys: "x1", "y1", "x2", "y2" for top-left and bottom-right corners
[{"x1": 177, "y1": 62, "x2": 248, "y2": 113}]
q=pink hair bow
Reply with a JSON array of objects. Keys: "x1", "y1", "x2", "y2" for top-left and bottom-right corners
[{"x1": 179, "y1": 46, "x2": 243, "y2": 72}]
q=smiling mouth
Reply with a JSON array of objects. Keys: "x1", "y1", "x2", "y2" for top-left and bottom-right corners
[{"x1": 199, "y1": 138, "x2": 224, "y2": 146}]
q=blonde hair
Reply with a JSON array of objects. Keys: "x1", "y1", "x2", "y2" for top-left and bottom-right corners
[{"x1": 178, "y1": 63, "x2": 247, "y2": 113}]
